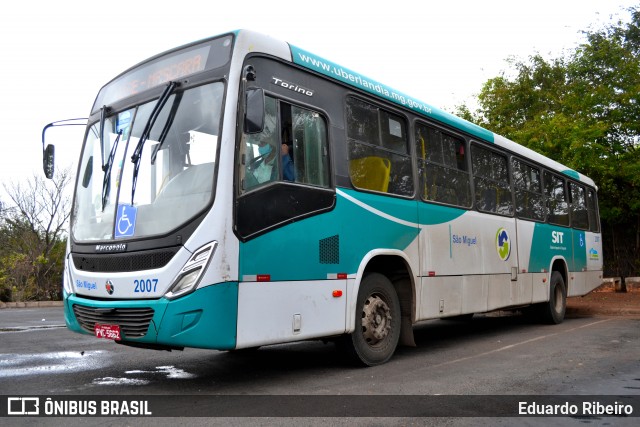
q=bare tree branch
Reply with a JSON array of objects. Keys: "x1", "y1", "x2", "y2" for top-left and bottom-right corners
[{"x1": 1, "y1": 168, "x2": 72, "y2": 301}]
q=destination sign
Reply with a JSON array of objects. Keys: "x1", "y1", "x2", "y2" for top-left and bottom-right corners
[{"x1": 93, "y1": 35, "x2": 233, "y2": 112}]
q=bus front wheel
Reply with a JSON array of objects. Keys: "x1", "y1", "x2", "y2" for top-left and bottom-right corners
[{"x1": 345, "y1": 272, "x2": 401, "y2": 366}]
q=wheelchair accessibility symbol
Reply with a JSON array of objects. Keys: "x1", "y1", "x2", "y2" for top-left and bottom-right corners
[{"x1": 115, "y1": 204, "x2": 137, "y2": 238}]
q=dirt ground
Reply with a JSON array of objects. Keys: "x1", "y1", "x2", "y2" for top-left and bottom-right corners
[{"x1": 566, "y1": 288, "x2": 640, "y2": 317}]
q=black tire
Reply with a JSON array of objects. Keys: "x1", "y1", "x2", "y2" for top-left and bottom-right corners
[
  {"x1": 540, "y1": 271, "x2": 567, "y2": 324},
  {"x1": 344, "y1": 273, "x2": 401, "y2": 366}
]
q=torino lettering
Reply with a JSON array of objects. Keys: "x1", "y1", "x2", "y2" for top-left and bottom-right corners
[{"x1": 271, "y1": 77, "x2": 314, "y2": 97}]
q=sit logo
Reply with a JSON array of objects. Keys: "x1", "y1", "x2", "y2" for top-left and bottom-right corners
[{"x1": 552, "y1": 231, "x2": 564, "y2": 244}]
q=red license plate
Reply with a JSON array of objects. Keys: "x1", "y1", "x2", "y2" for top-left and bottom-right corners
[{"x1": 94, "y1": 323, "x2": 121, "y2": 341}]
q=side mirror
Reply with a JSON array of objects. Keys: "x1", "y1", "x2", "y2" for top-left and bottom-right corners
[
  {"x1": 244, "y1": 87, "x2": 265, "y2": 134},
  {"x1": 43, "y1": 144, "x2": 55, "y2": 179},
  {"x1": 40, "y1": 117, "x2": 87, "y2": 179}
]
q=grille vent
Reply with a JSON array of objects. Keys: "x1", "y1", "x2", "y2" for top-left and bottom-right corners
[
  {"x1": 319, "y1": 235, "x2": 340, "y2": 264},
  {"x1": 72, "y1": 247, "x2": 179, "y2": 273},
  {"x1": 72, "y1": 304, "x2": 154, "y2": 338}
]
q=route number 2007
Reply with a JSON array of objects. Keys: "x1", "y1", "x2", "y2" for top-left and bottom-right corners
[{"x1": 134, "y1": 279, "x2": 158, "y2": 293}]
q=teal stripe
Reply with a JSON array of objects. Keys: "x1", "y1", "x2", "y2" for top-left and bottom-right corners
[
  {"x1": 561, "y1": 169, "x2": 580, "y2": 180},
  {"x1": 239, "y1": 190, "x2": 473, "y2": 281},
  {"x1": 240, "y1": 191, "x2": 420, "y2": 280}
]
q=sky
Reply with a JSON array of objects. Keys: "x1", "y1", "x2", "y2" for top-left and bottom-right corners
[{"x1": 0, "y1": 0, "x2": 636, "y2": 203}]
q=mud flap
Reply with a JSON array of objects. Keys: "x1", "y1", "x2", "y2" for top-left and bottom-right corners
[{"x1": 399, "y1": 313, "x2": 416, "y2": 347}]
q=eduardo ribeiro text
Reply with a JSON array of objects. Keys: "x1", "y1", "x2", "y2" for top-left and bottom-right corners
[{"x1": 519, "y1": 400, "x2": 633, "y2": 416}]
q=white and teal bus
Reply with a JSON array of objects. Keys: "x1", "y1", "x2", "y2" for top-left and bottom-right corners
[{"x1": 43, "y1": 30, "x2": 603, "y2": 366}]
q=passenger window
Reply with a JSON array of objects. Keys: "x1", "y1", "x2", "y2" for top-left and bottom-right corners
[
  {"x1": 240, "y1": 96, "x2": 329, "y2": 192},
  {"x1": 471, "y1": 145, "x2": 513, "y2": 215},
  {"x1": 512, "y1": 158, "x2": 544, "y2": 221},
  {"x1": 544, "y1": 172, "x2": 569, "y2": 226},
  {"x1": 587, "y1": 188, "x2": 600, "y2": 232},
  {"x1": 290, "y1": 105, "x2": 330, "y2": 187},
  {"x1": 346, "y1": 97, "x2": 413, "y2": 196},
  {"x1": 241, "y1": 96, "x2": 281, "y2": 191},
  {"x1": 569, "y1": 182, "x2": 589, "y2": 230},
  {"x1": 416, "y1": 123, "x2": 470, "y2": 207}
]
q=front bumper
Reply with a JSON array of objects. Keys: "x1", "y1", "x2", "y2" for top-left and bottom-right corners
[{"x1": 64, "y1": 282, "x2": 239, "y2": 350}]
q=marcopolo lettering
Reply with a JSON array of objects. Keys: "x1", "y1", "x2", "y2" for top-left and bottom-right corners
[{"x1": 95, "y1": 243, "x2": 127, "y2": 252}]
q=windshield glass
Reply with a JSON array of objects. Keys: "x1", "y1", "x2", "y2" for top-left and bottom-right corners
[{"x1": 72, "y1": 82, "x2": 223, "y2": 241}]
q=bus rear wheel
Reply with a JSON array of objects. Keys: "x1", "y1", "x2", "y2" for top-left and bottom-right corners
[
  {"x1": 540, "y1": 271, "x2": 567, "y2": 324},
  {"x1": 345, "y1": 273, "x2": 401, "y2": 366}
]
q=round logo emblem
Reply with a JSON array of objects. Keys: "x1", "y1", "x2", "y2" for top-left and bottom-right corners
[
  {"x1": 496, "y1": 228, "x2": 511, "y2": 261},
  {"x1": 105, "y1": 280, "x2": 115, "y2": 295}
]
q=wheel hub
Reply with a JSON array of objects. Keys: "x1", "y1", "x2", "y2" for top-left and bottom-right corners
[{"x1": 361, "y1": 294, "x2": 392, "y2": 345}]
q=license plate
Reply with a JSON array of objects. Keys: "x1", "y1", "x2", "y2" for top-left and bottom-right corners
[{"x1": 94, "y1": 323, "x2": 121, "y2": 341}]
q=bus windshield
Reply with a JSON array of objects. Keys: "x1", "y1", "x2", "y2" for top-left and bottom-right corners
[{"x1": 72, "y1": 82, "x2": 223, "y2": 241}]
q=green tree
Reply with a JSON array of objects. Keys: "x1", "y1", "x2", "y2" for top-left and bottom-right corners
[
  {"x1": 0, "y1": 169, "x2": 71, "y2": 301},
  {"x1": 459, "y1": 7, "x2": 640, "y2": 280}
]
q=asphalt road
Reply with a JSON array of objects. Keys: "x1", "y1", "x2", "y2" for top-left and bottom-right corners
[{"x1": 0, "y1": 307, "x2": 638, "y2": 426}]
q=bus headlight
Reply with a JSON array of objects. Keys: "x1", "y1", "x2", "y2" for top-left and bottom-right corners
[{"x1": 165, "y1": 242, "x2": 217, "y2": 300}]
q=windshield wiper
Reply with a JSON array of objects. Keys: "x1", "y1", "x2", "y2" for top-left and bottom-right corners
[
  {"x1": 101, "y1": 130, "x2": 123, "y2": 211},
  {"x1": 151, "y1": 91, "x2": 183, "y2": 165},
  {"x1": 99, "y1": 106, "x2": 108, "y2": 169},
  {"x1": 130, "y1": 81, "x2": 178, "y2": 205}
]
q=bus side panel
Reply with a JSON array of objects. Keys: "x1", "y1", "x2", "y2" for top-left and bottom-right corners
[
  {"x1": 419, "y1": 276, "x2": 463, "y2": 319},
  {"x1": 419, "y1": 208, "x2": 517, "y2": 276},
  {"x1": 514, "y1": 272, "x2": 535, "y2": 305},
  {"x1": 527, "y1": 222, "x2": 603, "y2": 297},
  {"x1": 237, "y1": 190, "x2": 420, "y2": 345},
  {"x1": 236, "y1": 280, "x2": 347, "y2": 348},
  {"x1": 584, "y1": 230, "x2": 604, "y2": 294},
  {"x1": 238, "y1": 190, "x2": 420, "y2": 283},
  {"x1": 568, "y1": 230, "x2": 603, "y2": 296},
  {"x1": 418, "y1": 205, "x2": 519, "y2": 317},
  {"x1": 528, "y1": 223, "x2": 573, "y2": 273},
  {"x1": 531, "y1": 273, "x2": 550, "y2": 303},
  {"x1": 420, "y1": 275, "x2": 492, "y2": 319},
  {"x1": 585, "y1": 231, "x2": 603, "y2": 272},
  {"x1": 418, "y1": 272, "x2": 534, "y2": 319},
  {"x1": 516, "y1": 220, "x2": 544, "y2": 304},
  {"x1": 569, "y1": 229, "x2": 587, "y2": 296}
]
